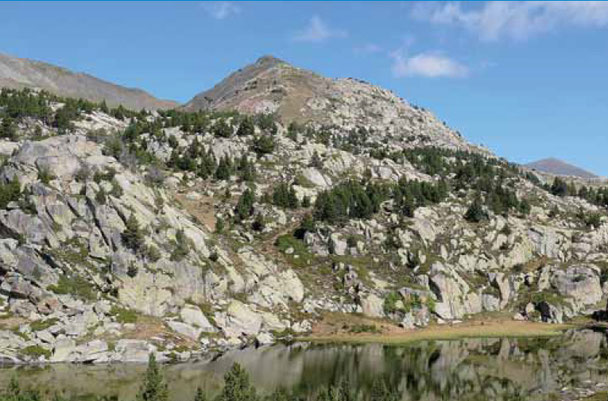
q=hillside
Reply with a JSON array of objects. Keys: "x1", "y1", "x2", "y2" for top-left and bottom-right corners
[
  {"x1": 0, "y1": 53, "x2": 177, "y2": 111},
  {"x1": 526, "y1": 158, "x2": 598, "y2": 179},
  {"x1": 0, "y1": 57, "x2": 607, "y2": 365},
  {"x1": 184, "y1": 55, "x2": 487, "y2": 154}
]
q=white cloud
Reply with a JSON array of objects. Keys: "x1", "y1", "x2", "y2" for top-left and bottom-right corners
[
  {"x1": 391, "y1": 51, "x2": 469, "y2": 78},
  {"x1": 293, "y1": 16, "x2": 348, "y2": 43},
  {"x1": 413, "y1": 1, "x2": 608, "y2": 41},
  {"x1": 202, "y1": 1, "x2": 240, "y2": 20}
]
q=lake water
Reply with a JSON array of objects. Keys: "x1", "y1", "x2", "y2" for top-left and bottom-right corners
[{"x1": 2, "y1": 329, "x2": 608, "y2": 401}]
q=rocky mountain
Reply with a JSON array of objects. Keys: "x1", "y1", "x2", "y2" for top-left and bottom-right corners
[
  {"x1": 184, "y1": 55, "x2": 486, "y2": 154},
  {"x1": 0, "y1": 57, "x2": 607, "y2": 365},
  {"x1": 0, "y1": 53, "x2": 177, "y2": 111},
  {"x1": 526, "y1": 158, "x2": 599, "y2": 179}
]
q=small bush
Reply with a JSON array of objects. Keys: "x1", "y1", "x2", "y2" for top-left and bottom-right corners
[
  {"x1": 110, "y1": 306, "x2": 138, "y2": 324},
  {"x1": 122, "y1": 214, "x2": 144, "y2": 252},
  {"x1": 37, "y1": 167, "x2": 55, "y2": 185}
]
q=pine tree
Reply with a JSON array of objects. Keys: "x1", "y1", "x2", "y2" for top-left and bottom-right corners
[
  {"x1": 0, "y1": 117, "x2": 17, "y2": 140},
  {"x1": 236, "y1": 116, "x2": 255, "y2": 137},
  {"x1": 287, "y1": 186, "x2": 299, "y2": 209},
  {"x1": 122, "y1": 214, "x2": 145, "y2": 252},
  {"x1": 252, "y1": 135, "x2": 275, "y2": 156},
  {"x1": 215, "y1": 156, "x2": 233, "y2": 180},
  {"x1": 217, "y1": 363, "x2": 257, "y2": 401},
  {"x1": 464, "y1": 195, "x2": 488, "y2": 223},
  {"x1": 234, "y1": 189, "x2": 255, "y2": 222},
  {"x1": 137, "y1": 354, "x2": 168, "y2": 401},
  {"x1": 100, "y1": 100, "x2": 109, "y2": 114}
]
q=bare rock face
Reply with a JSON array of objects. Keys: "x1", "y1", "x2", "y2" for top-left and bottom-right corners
[{"x1": 552, "y1": 265, "x2": 602, "y2": 307}]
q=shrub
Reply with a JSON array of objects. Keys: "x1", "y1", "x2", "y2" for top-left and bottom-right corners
[
  {"x1": 215, "y1": 216, "x2": 225, "y2": 233},
  {"x1": 252, "y1": 135, "x2": 275, "y2": 156},
  {"x1": 0, "y1": 177, "x2": 21, "y2": 209},
  {"x1": 464, "y1": 196, "x2": 488, "y2": 223},
  {"x1": 37, "y1": 167, "x2": 55, "y2": 185},
  {"x1": 212, "y1": 119, "x2": 232, "y2": 138},
  {"x1": 122, "y1": 214, "x2": 145, "y2": 252},
  {"x1": 236, "y1": 116, "x2": 255, "y2": 137},
  {"x1": 0, "y1": 116, "x2": 17, "y2": 140},
  {"x1": 171, "y1": 229, "x2": 192, "y2": 262},
  {"x1": 383, "y1": 291, "x2": 401, "y2": 315},
  {"x1": 20, "y1": 345, "x2": 51, "y2": 360},
  {"x1": 95, "y1": 188, "x2": 107, "y2": 205}
]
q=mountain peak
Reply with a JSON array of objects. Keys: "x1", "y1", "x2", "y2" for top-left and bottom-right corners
[
  {"x1": 525, "y1": 158, "x2": 598, "y2": 179},
  {"x1": 254, "y1": 55, "x2": 286, "y2": 67},
  {"x1": 182, "y1": 55, "x2": 483, "y2": 153}
]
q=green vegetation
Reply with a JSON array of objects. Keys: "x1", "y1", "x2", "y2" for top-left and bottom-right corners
[
  {"x1": 234, "y1": 189, "x2": 255, "y2": 222},
  {"x1": 171, "y1": 229, "x2": 193, "y2": 262},
  {"x1": 0, "y1": 177, "x2": 21, "y2": 209},
  {"x1": 313, "y1": 178, "x2": 447, "y2": 224},
  {"x1": 383, "y1": 292, "x2": 402, "y2": 315},
  {"x1": 271, "y1": 182, "x2": 299, "y2": 209},
  {"x1": 464, "y1": 195, "x2": 488, "y2": 223},
  {"x1": 252, "y1": 135, "x2": 275, "y2": 156},
  {"x1": 137, "y1": 354, "x2": 168, "y2": 401},
  {"x1": 122, "y1": 214, "x2": 145, "y2": 253},
  {"x1": 29, "y1": 318, "x2": 59, "y2": 332},
  {"x1": 110, "y1": 306, "x2": 138, "y2": 324},
  {"x1": 19, "y1": 345, "x2": 51, "y2": 360},
  {"x1": 1, "y1": 354, "x2": 405, "y2": 401},
  {"x1": 47, "y1": 275, "x2": 95, "y2": 301}
]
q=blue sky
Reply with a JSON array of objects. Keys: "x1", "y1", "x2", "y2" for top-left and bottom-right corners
[{"x1": 1, "y1": 1, "x2": 607, "y2": 175}]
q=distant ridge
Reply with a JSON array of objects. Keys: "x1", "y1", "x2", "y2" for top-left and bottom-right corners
[
  {"x1": 0, "y1": 52, "x2": 177, "y2": 111},
  {"x1": 525, "y1": 158, "x2": 598, "y2": 179}
]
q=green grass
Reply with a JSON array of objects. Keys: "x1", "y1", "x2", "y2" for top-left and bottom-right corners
[
  {"x1": 20, "y1": 345, "x2": 51, "y2": 359},
  {"x1": 30, "y1": 318, "x2": 59, "y2": 332},
  {"x1": 349, "y1": 324, "x2": 381, "y2": 334},
  {"x1": 48, "y1": 275, "x2": 96, "y2": 301},
  {"x1": 110, "y1": 306, "x2": 138, "y2": 324},
  {"x1": 275, "y1": 234, "x2": 314, "y2": 268}
]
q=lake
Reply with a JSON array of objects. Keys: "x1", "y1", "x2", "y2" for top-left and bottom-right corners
[{"x1": 1, "y1": 329, "x2": 607, "y2": 401}]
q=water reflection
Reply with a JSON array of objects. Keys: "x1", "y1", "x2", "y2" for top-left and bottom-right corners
[{"x1": 2, "y1": 329, "x2": 607, "y2": 401}]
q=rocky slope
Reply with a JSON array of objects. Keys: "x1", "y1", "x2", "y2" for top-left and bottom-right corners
[
  {"x1": 0, "y1": 58, "x2": 607, "y2": 365},
  {"x1": 0, "y1": 53, "x2": 177, "y2": 111}
]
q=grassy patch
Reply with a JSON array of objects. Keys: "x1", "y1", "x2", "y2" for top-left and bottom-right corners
[
  {"x1": 47, "y1": 275, "x2": 96, "y2": 301},
  {"x1": 20, "y1": 345, "x2": 51, "y2": 359},
  {"x1": 304, "y1": 316, "x2": 572, "y2": 345},
  {"x1": 349, "y1": 324, "x2": 381, "y2": 334},
  {"x1": 30, "y1": 318, "x2": 59, "y2": 332},
  {"x1": 275, "y1": 234, "x2": 314, "y2": 268},
  {"x1": 110, "y1": 306, "x2": 138, "y2": 324}
]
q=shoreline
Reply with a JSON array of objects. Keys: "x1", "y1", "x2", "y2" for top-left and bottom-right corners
[{"x1": 299, "y1": 314, "x2": 579, "y2": 345}]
